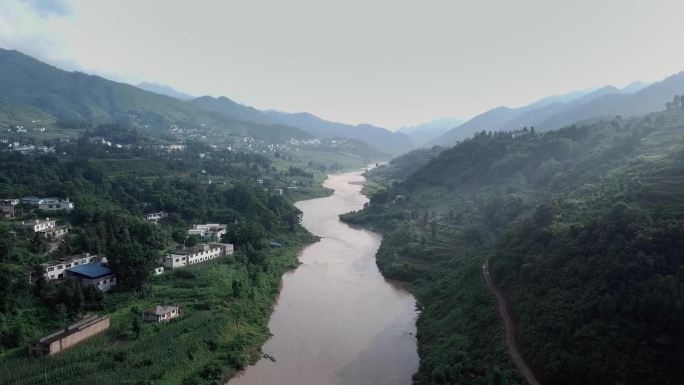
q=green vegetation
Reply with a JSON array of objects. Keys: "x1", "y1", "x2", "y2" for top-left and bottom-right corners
[
  {"x1": 0, "y1": 239, "x2": 313, "y2": 385},
  {"x1": 342, "y1": 104, "x2": 684, "y2": 385},
  {"x1": 0, "y1": 48, "x2": 311, "y2": 143},
  {"x1": 0, "y1": 123, "x2": 327, "y2": 384}
]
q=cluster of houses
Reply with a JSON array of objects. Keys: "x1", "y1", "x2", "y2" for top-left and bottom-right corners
[
  {"x1": 21, "y1": 196, "x2": 74, "y2": 212},
  {"x1": 17, "y1": 198, "x2": 239, "y2": 357},
  {"x1": 1, "y1": 196, "x2": 74, "y2": 217}
]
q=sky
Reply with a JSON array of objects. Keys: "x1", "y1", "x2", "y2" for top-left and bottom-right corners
[{"x1": 2, "y1": 0, "x2": 684, "y2": 129}]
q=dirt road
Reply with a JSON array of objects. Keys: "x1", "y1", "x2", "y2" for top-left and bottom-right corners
[{"x1": 483, "y1": 261, "x2": 543, "y2": 385}]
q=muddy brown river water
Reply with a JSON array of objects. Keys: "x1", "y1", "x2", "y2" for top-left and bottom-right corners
[{"x1": 229, "y1": 169, "x2": 419, "y2": 385}]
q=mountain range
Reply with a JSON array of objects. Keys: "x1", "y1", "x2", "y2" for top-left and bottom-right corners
[
  {"x1": 189, "y1": 96, "x2": 414, "y2": 155},
  {"x1": 397, "y1": 118, "x2": 464, "y2": 146},
  {"x1": 426, "y1": 77, "x2": 683, "y2": 146},
  {"x1": 0, "y1": 48, "x2": 411, "y2": 155},
  {"x1": 3, "y1": 46, "x2": 684, "y2": 158}
]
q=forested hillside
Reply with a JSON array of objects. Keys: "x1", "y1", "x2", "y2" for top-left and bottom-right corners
[
  {"x1": 0, "y1": 49, "x2": 313, "y2": 143},
  {"x1": 0, "y1": 124, "x2": 328, "y2": 385},
  {"x1": 343, "y1": 98, "x2": 684, "y2": 385},
  {"x1": 429, "y1": 72, "x2": 684, "y2": 146}
]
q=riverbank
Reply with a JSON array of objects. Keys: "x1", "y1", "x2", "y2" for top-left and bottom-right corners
[
  {"x1": 230, "y1": 169, "x2": 418, "y2": 385},
  {"x1": 0, "y1": 227, "x2": 317, "y2": 385}
]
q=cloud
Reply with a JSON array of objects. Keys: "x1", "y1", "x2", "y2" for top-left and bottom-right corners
[
  {"x1": 22, "y1": 0, "x2": 71, "y2": 17},
  {"x1": 0, "y1": 0, "x2": 79, "y2": 70}
]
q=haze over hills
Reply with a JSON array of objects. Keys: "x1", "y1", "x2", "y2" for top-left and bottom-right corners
[
  {"x1": 427, "y1": 75, "x2": 680, "y2": 146},
  {"x1": 190, "y1": 96, "x2": 415, "y2": 155},
  {"x1": 0, "y1": 48, "x2": 410, "y2": 155},
  {"x1": 397, "y1": 118, "x2": 464, "y2": 146},
  {"x1": 136, "y1": 82, "x2": 195, "y2": 101},
  {"x1": 0, "y1": 48, "x2": 316, "y2": 142}
]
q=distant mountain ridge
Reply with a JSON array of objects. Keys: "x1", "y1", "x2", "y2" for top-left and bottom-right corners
[
  {"x1": 0, "y1": 48, "x2": 316, "y2": 141},
  {"x1": 398, "y1": 118, "x2": 463, "y2": 146},
  {"x1": 0, "y1": 48, "x2": 409, "y2": 153},
  {"x1": 191, "y1": 96, "x2": 415, "y2": 155},
  {"x1": 428, "y1": 76, "x2": 679, "y2": 146},
  {"x1": 137, "y1": 82, "x2": 194, "y2": 101}
]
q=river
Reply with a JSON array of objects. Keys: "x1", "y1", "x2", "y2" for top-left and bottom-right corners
[{"x1": 229, "y1": 169, "x2": 419, "y2": 385}]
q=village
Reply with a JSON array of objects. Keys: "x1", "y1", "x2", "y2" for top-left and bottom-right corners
[{"x1": 1, "y1": 194, "x2": 242, "y2": 356}]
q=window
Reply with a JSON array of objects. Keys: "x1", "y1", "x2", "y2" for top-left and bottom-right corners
[{"x1": 47, "y1": 267, "x2": 54, "y2": 271}]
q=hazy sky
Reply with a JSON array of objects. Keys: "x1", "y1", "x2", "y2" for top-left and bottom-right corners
[{"x1": 2, "y1": 0, "x2": 684, "y2": 128}]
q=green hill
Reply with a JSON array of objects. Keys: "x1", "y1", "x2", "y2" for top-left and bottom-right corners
[
  {"x1": 191, "y1": 95, "x2": 415, "y2": 155},
  {"x1": 0, "y1": 48, "x2": 311, "y2": 142},
  {"x1": 343, "y1": 100, "x2": 684, "y2": 385}
]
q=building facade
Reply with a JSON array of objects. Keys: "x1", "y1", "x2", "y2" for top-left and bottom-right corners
[
  {"x1": 187, "y1": 223, "x2": 227, "y2": 239},
  {"x1": 65, "y1": 263, "x2": 117, "y2": 291},
  {"x1": 21, "y1": 218, "x2": 56, "y2": 233},
  {"x1": 162, "y1": 243, "x2": 234, "y2": 269},
  {"x1": 0, "y1": 198, "x2": 18, "y2": 218},
  {"x1": 143, "y1": 305, "x2": 180, "y2": 323},
  {"x1": 38, "y1": 198, "x2": 74, "y2": 212},
  {"x1": 145, "y1": 211, "x2": 168, "y2": 222},
  {"x1": 41, "y1": 226, "x2": 69, "y2": 240},
  {"x1": 28, "y1": 315, "x2": 110, "y2": 356},
  {"x1": 42, "y1": 253, "x2": 107, "y2": 280}
]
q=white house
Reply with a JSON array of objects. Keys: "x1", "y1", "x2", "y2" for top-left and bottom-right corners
[
  {"x1": 143, "y1": 305, "x2": 180, "y2": 323},
  {"x1": 162, "y1": 243, "x2": 234, "y2": 269},
  {"x1": 40, "y1": 226, "x2": 69, "y2": 240},
  {"x1": 21, "y1": 218, "x2": 57, "y2": 233},
  {"x1": 187, "y1": 224, "x2": 227, "y2": 239},
  {"x1": 38, "y1": 198, "x2": 74, "y2": 213},
  {"x1": 152, "y1": 266, "x2": 164, "y2": 276},
  {"x1": 145, "y1": 212, "x2": 168, "y2": 222},
  {"x1": 42, "y1": 253, "x2": 108, "y2": 280}
]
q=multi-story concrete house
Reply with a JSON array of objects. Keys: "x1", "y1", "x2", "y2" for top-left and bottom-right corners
[
  {"x1": 21, "y1": 218, "x2": 56, "y2": 233},
  {"x1": 187, "y1": 223, "x2": 227, "y2": 239},
  {"x1": 42, "y1": 253, "x2": 108, "y2": 280},
  {"x1": 38, "y1": 198, "x2": 74, "y2": 212},
  {"x1": 66, "y1": 263, "x2": 117, "y2": 291},
  {"x1": 41, "y1": 225, "x2": 69, "y2": 240},
  {"x1": 162, "y1": 242, "x2": 234, "y2": 269},
  {"x1": 144, "y1": 211, "x2": 168, "y2": 222}
]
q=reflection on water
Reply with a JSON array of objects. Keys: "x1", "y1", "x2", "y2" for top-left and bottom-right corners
[{"x1": 229, "y1": 170, "x2": 418, "y2": 385}]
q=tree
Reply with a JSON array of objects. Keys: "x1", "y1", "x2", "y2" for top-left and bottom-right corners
[
  {"x1": 599, "y1": 293, "x2": 616, "y2": 320},
  {"x1": 55, "y1": 277, "x2": 84, "y2": 316},
  {"x1": 130, "y1": 306, "x2": 142, "y2": 338}
]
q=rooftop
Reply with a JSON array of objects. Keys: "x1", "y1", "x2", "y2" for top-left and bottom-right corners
[
  {"x1": 67, "y1": 263, "x2": 113, "y2": 279},
  {"x1": 171, "y1": 243, "x2": 220, "y2": 255},
  {"x1": 144, "y1": 305, "x2": 179, "y2": 316},
  {"x1": 36, "y1": 315, "x2": 108, "y2": 344}
]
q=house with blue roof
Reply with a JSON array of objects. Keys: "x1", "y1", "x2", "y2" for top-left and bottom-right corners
[{"x1": 66, "y1": 263, "x2": 117, "y2": 291}]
